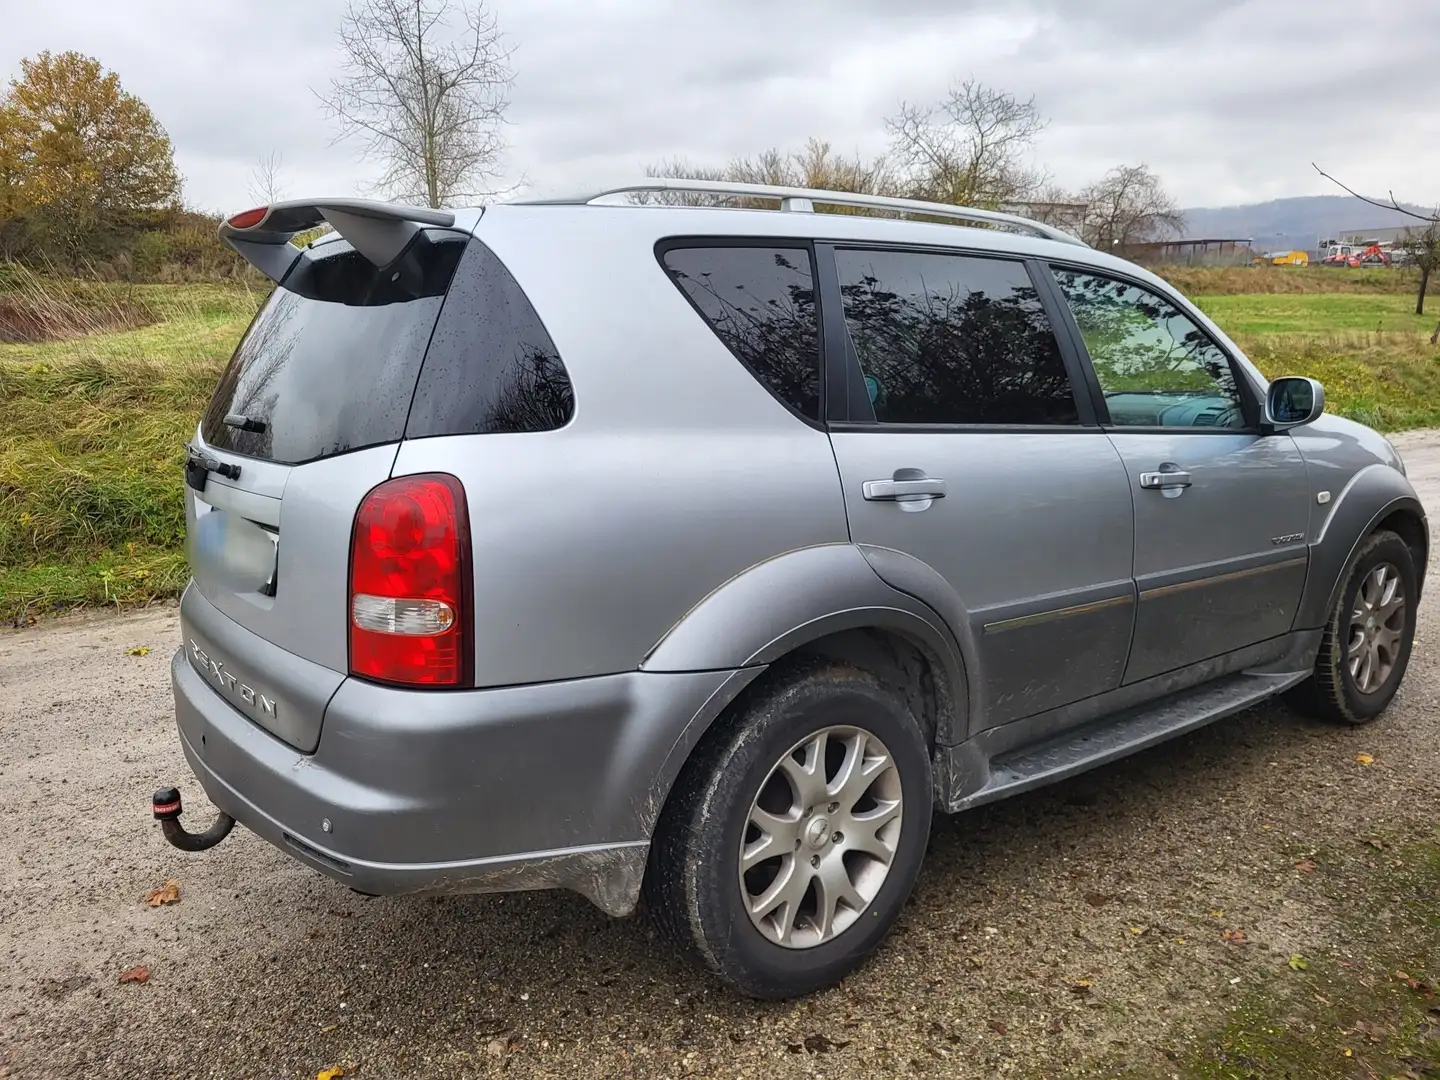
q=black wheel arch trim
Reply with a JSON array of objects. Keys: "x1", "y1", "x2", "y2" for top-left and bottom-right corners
[{"x1": 1296, "y1": 466, "x2": 1427, "y2": 630}]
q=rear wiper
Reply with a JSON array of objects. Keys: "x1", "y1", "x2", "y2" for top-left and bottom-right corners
[
  {"x1": 223, "y1": 413, "x2": 268, "y2": 434},
  {"x1": 184, "y1": 443, "x2": 241, "y2": 492}
]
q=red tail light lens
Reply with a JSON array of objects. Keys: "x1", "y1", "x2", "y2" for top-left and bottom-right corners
[
  {"x1": 349, "y1": 474, "x2": 471, "y2": 687},
  {"x1": 226, "y1": 206, "x2": 269, "y2": 230}
]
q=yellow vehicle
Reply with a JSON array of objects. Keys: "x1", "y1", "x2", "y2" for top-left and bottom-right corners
[{"x1": 1252, "y1": 250, "x2": 1309, "y2": 266}]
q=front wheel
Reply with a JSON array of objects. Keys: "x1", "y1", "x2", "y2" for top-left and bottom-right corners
[
  {"x1": 1304, "y1": 529, "x2": 1417, "y2": 725},
  {"x1": 646, "y1": 663, "x2": 932, "y2": 998}
]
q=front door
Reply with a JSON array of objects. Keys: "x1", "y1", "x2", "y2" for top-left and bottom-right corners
[
  {"x1": 1047, "y1": 267, "x2": 1311, "y2": 683},
  {"x1": 823, "y1": 246, "x2": 1137, "y2": 732}
]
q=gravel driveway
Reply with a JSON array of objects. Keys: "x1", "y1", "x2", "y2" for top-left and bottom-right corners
[{"x1": 4, "y1": 432, "x2": 1440, "y2": 1080}]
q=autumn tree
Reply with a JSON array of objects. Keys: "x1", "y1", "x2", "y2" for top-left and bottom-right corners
[
  {"x1": 1077, "y1": 164, "x2": 1183, "y2": 249},
  {"x1": 1, "y1": 51, "x2": 181, "y2": 259},
  {"x1": 318, "y1": 0, "x2": 513, "y2": 208},
  {"x1": 886, "y1": 79, "x2": 1048, "y2": 207}
]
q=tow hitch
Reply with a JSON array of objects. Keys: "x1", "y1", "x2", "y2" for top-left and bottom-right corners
[{"x1": 152, "y1": 787, "x2": 235, "y2": 852}]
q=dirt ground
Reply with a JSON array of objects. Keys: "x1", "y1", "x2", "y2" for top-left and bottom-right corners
[{"x1": 4, "y1": 433, "x2": 1440, "y2": 1080}]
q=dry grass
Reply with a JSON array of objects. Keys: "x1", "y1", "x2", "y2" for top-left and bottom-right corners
[
  {"x1": 0, "y1": 264, "x2": 159, "y2": 343},
  {"x1": 1158, "y1": 264, "x2": 1436, "y2": 297}
]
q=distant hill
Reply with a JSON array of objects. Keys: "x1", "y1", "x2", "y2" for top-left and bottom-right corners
[{"x1": 1178, "y1": 195, "x2": 1432, "y2": 254}]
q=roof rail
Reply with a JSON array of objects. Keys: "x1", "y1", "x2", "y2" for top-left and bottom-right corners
[{"x1": 517, "y1": 178, "x2": 1087, "y2": 247}]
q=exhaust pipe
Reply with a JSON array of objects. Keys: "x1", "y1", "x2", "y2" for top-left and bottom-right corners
[{"x1": 152, "y1": 787, "x2": 235, "y2": 852}]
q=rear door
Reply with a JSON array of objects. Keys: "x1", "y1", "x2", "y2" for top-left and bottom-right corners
[
  {"x1": 1046, "y1": 266, "x2": 1310, "y2": 683},
  {"x1": 184, "y1": 229, "x2": 468, "y2": 749},
  {"x1": 822, "y1": 246, "x2": 1137, "y2": 732}
]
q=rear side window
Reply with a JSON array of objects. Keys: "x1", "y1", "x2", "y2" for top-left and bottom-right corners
[
  {"x1": 661, "y1": 245, "x2": 821, "y2": 420},
  {"x1": 834, "y1": 249, "x2": 1077, "y2": 426},
  {"x1": 406, "y1": 240, "x2": 574, "y2": 438},
  {"x1": 202, "y1": 232, "x2": 466, "y2": 464}
]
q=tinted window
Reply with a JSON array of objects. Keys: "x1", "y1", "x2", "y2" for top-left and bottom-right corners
[
  {"x1": 834, "y1": 250, "x2": 1077, "y2": 425},
  {"x1": 202, "y1": 232, "x2": 465, "y2": 464},
  {"x1": 407, "y1": 240, "x2": 574, "y2": 438},
  {"x1": 661, "y1": 245, "x2": 821, "y2": 420},
  {"x1": 1052, "y1": 269, "x2": 1246, "y2": 429}
]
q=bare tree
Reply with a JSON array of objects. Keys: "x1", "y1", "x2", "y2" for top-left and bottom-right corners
[
  {"x1": 886, "y1": 79, "x2": 1048, "y2": 207},
  {"x1": 641, "y1": 139, "x2": 898, "y2": 209},
  {"x1": 247, "y1": 149, "x2": 287, "y2": 206},
  {"x1": 1314, "y1": 164, "x2": 1439, "y2": 320},
  {"x1": 317, "y1": 0, "x2": 513, "y2": 208},
  {"x1": 1078, "y1": 164, "x2": 1184, "y2": 248}
]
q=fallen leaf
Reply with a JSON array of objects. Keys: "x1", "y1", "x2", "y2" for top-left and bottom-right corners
[
  {"x1": 144, "y1": 879, "x2": 180, "y2": 907},
  {"x1": 126, "y1": 645, "x2": 151, "y2": 656},
  {"x1": 1289, "y1": 955, "x2": 1310, "y2": 971},
  {"x1": 1070, "y1": 980, "x2": 1094, "y2": 996},
  {"x1": 1394, "y1": 970, "x2": 1435, "y2": 993},
  {"x1": 1355, "y1": 753, "x2": 1375, "y2": 765},
  {"x1": 1295, "y1": 859, "x2": 1318, "y2": 873},
  {"x1": 118, "y1": 965, "x2": 150, "y2": 984},
  {"x1": 988, "y1": 1019, "x2": 1008, "y2": 1035},
  {"x1": 1130, "y1": 926, "x2": 1148, "y2": 936},
  {"x1": 1343, "y1": 1047, "x2": 1353, "y2": 1057},
  {"x1": 800, "y1": 1033, "x2": 848, "y2": 1054},
  {"x1": 316, "y1": 1069, "x2": 344, "y2": 1080},
  {"x1": 1210, "y1": 909, "x2": 1225, "y2": 919},
  {"x1": 1222, "y1": 929, "x2": 1248, "y2": 945}
]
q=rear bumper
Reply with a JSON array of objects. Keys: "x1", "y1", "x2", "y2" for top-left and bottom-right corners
[{"x1": 172, "y1": 649, "x2": 748, "y2": 915}]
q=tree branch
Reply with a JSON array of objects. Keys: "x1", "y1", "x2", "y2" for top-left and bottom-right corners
[{"x1": 1312, "y1": 163, "x2": 1438, "y2": 223}]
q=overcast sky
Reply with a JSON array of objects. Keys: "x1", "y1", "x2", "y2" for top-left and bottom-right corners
[{"x1": 5, "y1": 0, "x2": 1437, "y2": 214}]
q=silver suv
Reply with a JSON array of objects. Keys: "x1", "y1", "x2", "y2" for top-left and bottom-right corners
[{"x1": 164, "y1": 180, "x2": 1426, "y2": 999}]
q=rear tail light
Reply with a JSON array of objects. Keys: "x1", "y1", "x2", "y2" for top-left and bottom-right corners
[{"x1": 348, "y1": 474, "x2": 472, "y2": 687}]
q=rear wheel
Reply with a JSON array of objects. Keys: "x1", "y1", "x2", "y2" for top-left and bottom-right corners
[
  {"x1": 1304, "y1": 529, "x2": 1416, "y2": 725},
  {"x1": 646, "y1": 663, "x2": 932, "y2": 998}
]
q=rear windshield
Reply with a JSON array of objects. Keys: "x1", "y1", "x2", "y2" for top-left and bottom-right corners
[{"x1": 201, "y1": 230, "x2": 466, "y2": 464}]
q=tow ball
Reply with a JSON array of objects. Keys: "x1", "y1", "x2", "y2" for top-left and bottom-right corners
[{"x1": 151, "y1": 787, "x2": 235, "y2": 852}]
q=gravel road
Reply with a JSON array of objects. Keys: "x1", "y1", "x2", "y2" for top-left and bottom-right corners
[{"x1": 4, "y1": 432, "x2": 1440, "y2": 1080}]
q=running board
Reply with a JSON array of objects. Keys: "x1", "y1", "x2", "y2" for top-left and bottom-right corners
[{"x1": 942, "y1": 671, "x2": 1308, "y2": 813}]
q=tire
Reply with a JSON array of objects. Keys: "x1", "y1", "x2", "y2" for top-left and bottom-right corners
[
  {"x1": 646, "y1": 662, "x2": 932, "y2": 999},
  {"x1": 1303, "y1": 529, "x2": 1417, "y2": 725}
]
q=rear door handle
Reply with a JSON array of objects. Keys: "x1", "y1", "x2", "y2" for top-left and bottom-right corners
[
  {"x1": 863, "y1": 477, "x2": 948, "y2": 501},
  {"x1": 1138, "y1": 469, "x2": 1192, "y2": 490}
]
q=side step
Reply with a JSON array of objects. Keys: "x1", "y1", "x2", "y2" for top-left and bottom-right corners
[{"x1": 947, "y1": 671, "x2": 1307, "y2": 813}]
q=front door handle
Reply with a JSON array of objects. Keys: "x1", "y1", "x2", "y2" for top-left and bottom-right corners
[
  {"x1": 863, "y1": 477, "x2": 948, "y2": 501},
  {"x1": 1138, "y1": 468, "x2": 1193, "y2": 490}
]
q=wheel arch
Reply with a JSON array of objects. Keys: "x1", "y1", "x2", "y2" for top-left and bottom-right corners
[
  {"x1": 636, "y1": 545, "x2": 970, "y2": 842},
  {"x1": 1298, "y1": 464, "x2": 1428, "y2": 629}
]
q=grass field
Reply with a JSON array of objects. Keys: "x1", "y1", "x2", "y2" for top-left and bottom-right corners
[{"x1": 0, "y1": 265, "x2": 1438, "y2": 620}]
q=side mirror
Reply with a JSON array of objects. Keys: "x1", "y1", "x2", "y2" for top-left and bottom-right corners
[{"x1": 1265, "y1": 376, "x2": 1325, "y2": 431}]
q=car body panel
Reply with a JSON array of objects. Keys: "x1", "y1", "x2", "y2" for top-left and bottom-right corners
[
  {"x1": 1107, "y1": 431, "x2": 1312, "y2": 682},
  {"x1": 830, "y1": 428, "x2": 1136, "y2": 729}
]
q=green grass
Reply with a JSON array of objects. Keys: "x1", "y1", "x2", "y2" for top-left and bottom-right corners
[
  {"x1": 1196, "y1": 293, "x2": 1436, "y2": 336},
  {"x1": 0, "y1": 277, "x2": 260, "y2": 620},
  {"x1": 1, "y1": 269, "x2": 1439, "y2": 620}
]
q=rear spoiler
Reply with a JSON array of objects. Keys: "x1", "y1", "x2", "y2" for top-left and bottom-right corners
[{"x1": 218, "y1": 198, "x2": 459, "y2": 284}]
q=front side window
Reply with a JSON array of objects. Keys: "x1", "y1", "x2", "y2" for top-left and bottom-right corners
[
  {"x1": 833, "y1": 249, "x2": 1078, "y2": 426},
  {"x1": 661, "y1": 245, "x2": 821, "y2": 420},
  {"x1": 1051, "y1": 269, "x2": 1247, "y2": 429}
]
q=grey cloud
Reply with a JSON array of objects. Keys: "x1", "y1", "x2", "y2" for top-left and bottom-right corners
[{"x1": 2, "y1": 0, "x2": 1436, "y2": 213}]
